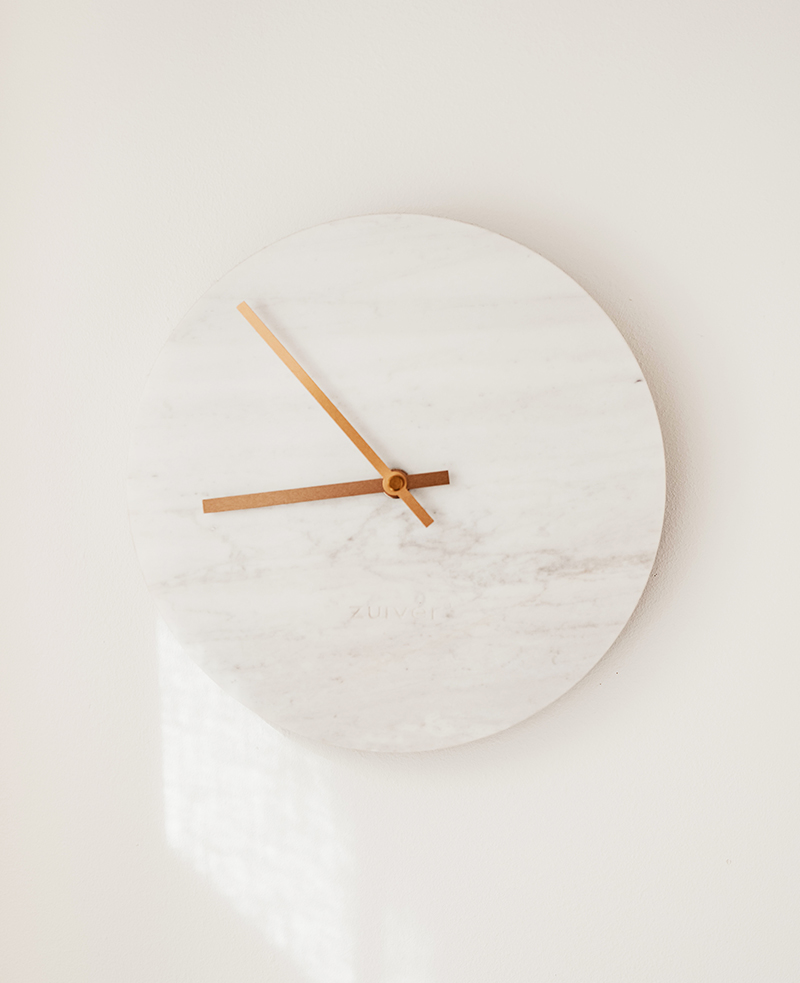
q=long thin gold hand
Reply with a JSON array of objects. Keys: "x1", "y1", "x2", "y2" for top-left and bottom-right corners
[
  {"x1": 237, "y1": 302, "x2": 434, "y2": 527},
  {"x1": 203, "y1": 470, "x2": 449, "y2": 513}
]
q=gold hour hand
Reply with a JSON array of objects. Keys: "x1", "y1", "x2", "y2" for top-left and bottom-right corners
[
  {"x1": 237, "y1": 301, "x2": 435, "y2": 527},
  {"x1": 203, "y1": 470, "x2": 449, "y2": 514}
]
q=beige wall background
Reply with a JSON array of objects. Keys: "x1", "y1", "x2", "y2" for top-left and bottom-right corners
[{"x1": 2, "y1": 1, "x2": 799, "y2": 980}]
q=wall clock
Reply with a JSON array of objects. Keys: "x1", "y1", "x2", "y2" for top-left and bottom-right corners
[{"x1": 127, "y1": 214, "x2": 665, "y2": 752}]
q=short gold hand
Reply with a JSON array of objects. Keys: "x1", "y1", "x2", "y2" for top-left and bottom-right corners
[
  {"x1": 237, "y1": 301, "x2": 435, "y2": 527},
  {"x1": 203, "y1": 470, "x2": 449, "y2": 513}
]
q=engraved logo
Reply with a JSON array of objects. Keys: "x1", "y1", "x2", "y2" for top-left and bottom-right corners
[{"x1": 349, "y1": 605, "x2": 439, "y2": 621}]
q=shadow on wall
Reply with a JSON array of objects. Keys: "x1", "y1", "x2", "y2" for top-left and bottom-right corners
[{"x1": 158, "y1": 620, "x2": 354, "y2": 983}]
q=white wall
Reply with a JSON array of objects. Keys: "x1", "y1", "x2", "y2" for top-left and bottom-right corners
[{"x1": 2, "y1": 2, "x2": 799, "y2": 980}]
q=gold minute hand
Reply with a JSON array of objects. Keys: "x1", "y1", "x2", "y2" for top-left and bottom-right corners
[{"x1": 237, "y1": 302, "x2": 434, "y2": 527}]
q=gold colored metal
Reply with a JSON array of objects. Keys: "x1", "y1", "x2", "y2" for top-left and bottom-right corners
[
  {"x1": 203, "y1": 470, "x2": 450, "y2": 514},
  {"x1": 237, "y1": 301, "x2": 434, "y2": 526},
  {"x1": 396, "y1": 485, "x2": 434, "y2": 527},
  {"x1": 381, "y1": 469, "x2": 408, "y2": 497}
]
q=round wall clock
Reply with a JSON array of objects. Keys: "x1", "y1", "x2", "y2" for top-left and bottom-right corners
[{"x1": 127, "y1": 214, "x2": 664, "y2": 752}]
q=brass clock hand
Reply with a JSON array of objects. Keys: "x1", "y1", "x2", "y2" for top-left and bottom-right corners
[
  {"x1": 237, "y1": 301, "x2": 435, "y2": 526},
  {"x1": 203, "y1": 470, "x2": 449, "y2": 513}
]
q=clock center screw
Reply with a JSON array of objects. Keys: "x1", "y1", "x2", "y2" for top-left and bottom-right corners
[{"x1": 382, "y1": 469, "x2": 408, "y2": 498}]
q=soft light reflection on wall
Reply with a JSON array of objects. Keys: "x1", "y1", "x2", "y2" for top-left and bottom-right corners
[{"x1": 158, "y1": 620, "x2": 354, "y2": 983}]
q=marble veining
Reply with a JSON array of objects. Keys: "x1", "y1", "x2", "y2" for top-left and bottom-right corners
[{"x1": 127, "y1": 214, "x2": 665, "y2": 751}]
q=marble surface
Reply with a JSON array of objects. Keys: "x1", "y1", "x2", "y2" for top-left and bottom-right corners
[{"x1": 127, "y1": 215, "x2": 665, "y2": 751}]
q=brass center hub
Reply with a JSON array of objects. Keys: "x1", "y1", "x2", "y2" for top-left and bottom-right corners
[{"x1": 382, "y1": 469, "x2": 409, "y2": 498}]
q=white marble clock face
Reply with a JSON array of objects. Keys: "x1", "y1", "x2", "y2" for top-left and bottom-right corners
[{"x1": 128, "y1": 214, "x2": 664, "y2": 752}]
